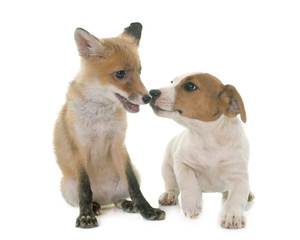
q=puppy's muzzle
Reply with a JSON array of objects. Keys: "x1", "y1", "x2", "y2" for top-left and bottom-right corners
[{"x1": 149, "y1": 89, "x2": 161, "y2": 103}]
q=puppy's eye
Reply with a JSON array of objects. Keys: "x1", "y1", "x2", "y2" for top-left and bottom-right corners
[
  {"x1": 183, "y1": 82, "x2": 198, "y2": 91},
  {"x1": 114, "y1": 70, "x2": 127, "y2": 79}
]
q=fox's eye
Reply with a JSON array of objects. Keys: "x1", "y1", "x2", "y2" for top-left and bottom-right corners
[
  {"x1": 114, "y1": 70, "x2": 126, "y2": 79},
  {"x1": 183, "y1": 82, "x2": 198, "y2": 91}
]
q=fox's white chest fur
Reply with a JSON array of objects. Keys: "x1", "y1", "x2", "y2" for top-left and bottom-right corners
[
  {"x1": 70, "y1": 98, "x2": 128, "y2": 204},
  {"x1": 73, "y1": 100, "x2": 125, "y2": 143}
]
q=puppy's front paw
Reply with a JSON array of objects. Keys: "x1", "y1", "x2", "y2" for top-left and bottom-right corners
[
  {"x1": 140, "y1": 208, "x2": 166, "y2": 220},
  {"x1": 181, "y1": 194, "x2": 202, "y2": 219},
  {"x1": 221, "y1": 210, "x2": 246, "y2": 229},
  {"x1": 76, "y1": 214, "x2": 98, "y2": 228},
  {"x1": 159, "y1": 192, "x2": 178, "y2": 205},
  {"x1": 182, "y1": 204, "x2": 202, "y2": 219}
]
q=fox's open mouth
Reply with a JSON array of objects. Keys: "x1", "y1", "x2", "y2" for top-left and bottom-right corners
[{"x1": 115, "y1": 93, "x2": 140, "y2": 113}]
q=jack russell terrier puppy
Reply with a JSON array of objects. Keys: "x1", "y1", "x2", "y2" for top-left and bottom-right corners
[{"x1": 149, "y1": 73, "x2": 254, "y2": 229}]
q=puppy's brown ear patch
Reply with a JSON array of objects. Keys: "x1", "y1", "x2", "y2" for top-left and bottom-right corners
[{"x1": 219, "y1": 85, "x2": 247, "y2": 123}]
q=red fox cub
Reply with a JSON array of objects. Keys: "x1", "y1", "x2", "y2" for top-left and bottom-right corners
[{"x1": 54, "y1": 23, "x2": 165, "y2": 228}]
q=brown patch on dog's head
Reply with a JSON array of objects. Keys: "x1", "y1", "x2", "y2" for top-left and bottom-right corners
[
  {"x1": 174, "y1": 74, "x2": 223, "y2": 122},
  {"x1": 174, "y1": 73, "x2": 246, "y2": 122}
]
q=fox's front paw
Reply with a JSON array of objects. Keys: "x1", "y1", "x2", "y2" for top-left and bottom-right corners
[
  {"x1": 140, "y1": 208, "x2": 166, "y2": 220},
  {"x1": 76, "y1": 214, "x2": 98, "y2": 228},
  {"x1": 92, "y1": 202, "x2": 102, "y2": 216},
  {"x1": 116, "y1": 199, "x2": 138, "y2": 213},
  {"x1": 159, "y1": 192, "x2": 178, "y2": 205},
  {"x1": 221, "y1": 210, "x2": 246, "y2": 229}
]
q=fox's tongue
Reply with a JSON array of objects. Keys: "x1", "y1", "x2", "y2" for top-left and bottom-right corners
[
  {"x1": 116, "y1": 93, "x2": 140, "y2": 113},
  {"x1": 125, "y1": 100, "x2": 140, "y2": 113}
]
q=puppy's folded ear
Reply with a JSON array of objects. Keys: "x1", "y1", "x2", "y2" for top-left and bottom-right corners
[
  {"x1": 219, "y1": 85, "x2": 247, "y2": 123},
  {"x1": 74, "y1": 28, "x2": 106, "y2": 57},
  {"x1": 120, "y1": 22, "x2": 143, "y2": 46}
]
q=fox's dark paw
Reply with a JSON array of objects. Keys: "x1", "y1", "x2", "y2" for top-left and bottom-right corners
[
  {"x1": 92, "y1": 202, "x2": 102, "y2": 216},
  {"x1": 76, "y1": 214, "x2": 98, "y2": 228},
  {"x1": 121, "y1": 200, "x2": 138, "y2": 213},
  {"x1": 140, "y1": 208, "x2": 166, "y2": 220}
]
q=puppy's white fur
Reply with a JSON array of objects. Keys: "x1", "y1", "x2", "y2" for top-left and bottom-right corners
[{"x1": 152, "y1": 73, "x2": 253, "y2": 228}]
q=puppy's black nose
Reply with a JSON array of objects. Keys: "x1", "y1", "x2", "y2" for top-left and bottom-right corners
[
  {"x1": 149, "y1": 89, "x2": 161, "y2": 101},
  {"x1": 142, "y1": 94, "x2": 152, "y2": 104}
]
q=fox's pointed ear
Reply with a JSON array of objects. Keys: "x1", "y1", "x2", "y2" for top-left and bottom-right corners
[
  {"x1": 219, "y1": 85, "x2": 247, "y2": 123},
  {"x1": 74, "y1": 28, "x2": 106, "y2": 57},
  {"x1": 121, "y1": 22, "x2": 143, "y2": 46}
]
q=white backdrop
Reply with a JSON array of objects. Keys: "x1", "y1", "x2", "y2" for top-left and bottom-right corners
[{"x1": 1, "y1": 0, "x2": 300, "y2": 239}]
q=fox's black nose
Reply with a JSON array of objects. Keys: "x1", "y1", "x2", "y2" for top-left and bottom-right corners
[
  {"x1": 142, "y1": 94, "x2": 152, "y2": 104},
  {"x1": 149, "y1": 89, "x2": 161, "y2": 101}
]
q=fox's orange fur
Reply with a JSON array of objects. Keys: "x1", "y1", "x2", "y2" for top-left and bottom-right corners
[{"x1": 54, "y1": 23, "x2": 165, "y2": 228}]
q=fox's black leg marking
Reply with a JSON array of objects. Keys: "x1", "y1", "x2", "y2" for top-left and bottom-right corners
[
  {"x1": 76, "y1": 167, "x2": 98, "y2": 228},
  {"x1": 126, "y1": 162, "x2": 166, "y2": 220}
]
